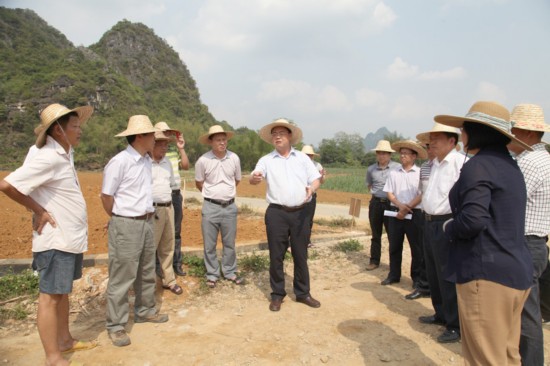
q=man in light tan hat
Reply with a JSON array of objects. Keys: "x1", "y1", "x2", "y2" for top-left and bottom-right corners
[
  {"x1": 101, "y1": 115, "x2": 168, "y2": 347},
  {"x1": 415, "y1": 122, "x2": 464, "y2": 344},
  {"x1": 155, "y1": 122, "x2": 189, "y2": 277},
  {"x1": 380, "y1": 140, "x2": 425, "y2": 290},
  {"x1": 508, "y1": 103, "x2": 550, "y2": 365},
  {"x1": 250, "y1": 118, "x2": 321, "y2": 311},
  {"x1": 301, "y1": 145, "x2": 326, "y2": 248},
  {"x1": 0, "y1": 103, "x2": 97, "y2": 364},
  {"x1": 365, "y1": 140, "x2": 399, "y2": 271},
  {"x1": 195, "y1": 125, "x2": 243, "y2": 288},
  {"x1": 151, "y1": 130, "x2": 183, "y2": 295}
]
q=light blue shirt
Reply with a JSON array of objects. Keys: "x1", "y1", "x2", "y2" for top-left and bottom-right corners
[{"x1": 254, "y1": 148, "x2": 321, "y2": 207}]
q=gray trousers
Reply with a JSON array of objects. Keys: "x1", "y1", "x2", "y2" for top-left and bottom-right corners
[
  {"x1": 106, "y1": 216, "x2": 157, "y2": 332},
  {"x1": 201, "y1": 200, "x2": 238, "y2": 281},
  {"x1": 520, "y1": 236, "x2": 548, "y2": 366}
]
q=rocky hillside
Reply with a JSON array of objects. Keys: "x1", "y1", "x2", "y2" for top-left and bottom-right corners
[{"x1": 0, "y1": 8, "x2": 218, "y2": 169}]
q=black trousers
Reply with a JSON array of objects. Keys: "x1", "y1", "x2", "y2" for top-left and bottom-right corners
[
  {"x1": 265, "y1": 205, "x2": 311, "y2": 300},
  {"x1": 539, "y1": 252, "x2": 550, "y2": 321},
  {"x1": 368, "y1": 197, "x2": 391, "y2": 265},
  {"x1": 303, "y1": 193, "x2": 317, "y2": 244},
  {"x1": 387, "y1": 209, "x2": 423, "y2": 282},
  {"x1": 415, "y1": 214, "x2": 430, "y2": 293},
  {"x1": 423, "y1": 218, "x2": 460, "y2": 332},
  {"x1": 172, "y1": 189, "x2": 183, "y2": 268}
]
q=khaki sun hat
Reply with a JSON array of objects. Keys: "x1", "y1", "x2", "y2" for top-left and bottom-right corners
[
  {"x1": 510, "y1": 104, "x2": 550, "y2": 132},
  {"x1": 416, "y1": 123, "x2": 461, "y2": 145},
  {"x1": 115, "y1": 115, "x2": 159, "y2": 137},
  {"x1": 199, "y1": 125, "x2": 235, "y2": 145},
  {"x1": 434, "y1": 101, "x2": 532, "y2": 151},
  {"x1": 371, "y1": 140, "x2": 395, "y2": 153},
  {"x1": 301, "y1": 145, "x2": 319, "y2": 156},
  {"x1": 259, "y1": 118, "x2": 303, "y2": 145},
  {"x1": 154, "y1": 121, "x2": 178, "y2": 133},
  {"x1": 34, "y1": 103, "x2": 94, "y2": 148},
  {"x1": 391, "y1": 140, "x2": 428, "y2": 160},
  {"x1": 154, "y1": 131, "x2": 170, "y2": 141}
]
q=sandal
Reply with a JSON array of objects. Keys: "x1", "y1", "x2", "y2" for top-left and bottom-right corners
[
  {"x1": 226, "y1": 275, "x2": 245, "y2": 285},
  {"x1": 163, "y1": 284, "x2": 183, "y2": 295},
  {"x1": 206, "y1": 280, "x2": 217, "y2": 288}
]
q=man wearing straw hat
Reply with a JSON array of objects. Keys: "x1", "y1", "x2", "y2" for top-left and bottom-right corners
[
  {"x1": 508, "y1": 103, "x2": 550, "y2": 365},
  {"x1": 365, "y1": 140, "x2": 399, "y2": 271},
  {"x1": 0, "y1": 103, "x2": 97, "y2": 364},
  {"x1": 195, "y1": 125, "x2": 243, "y2": 288},
  {"x1": 301, "y1": 144, "x2": 326, "y2": 248},
  {"x1": 151, "y1": 130, "x2": 183, "y2": 295},
  {"x1": 415, "y1": 122, "x2": 465, "y2": 344},
  {"x1": 101, "y1": 115, "x2": 168, "y2": 347},
  {"x1": 380, "y1": 140, "x2": 426, "y2": 289},
  {"x1": 250, "y1": 118, "x2": 322, "y2": 311},
  {"x1": 154, "y1": 121, "x2": 189, "y2": 277}
]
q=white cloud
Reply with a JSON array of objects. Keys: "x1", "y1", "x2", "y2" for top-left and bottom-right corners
[
  {"x1": 355, "y1": 88, "x2": 387, "y2": 108},
  {"x1": 389, "y1": 95, "x2": 432, "y2": 121},
  {"x1": 257, "y1": 79, "x2": 352, "y2": 113},
  {"x1": 475, "y1": 81, "x2": 507, "y2": 103},
  {"x1": 387, "y1": 57, "x2": 419, "y2": 80},
  {"x1": 418, "y1": 67, "x2": 467, "y2": 80},
  {"x1": 371, "y1": 2, "x2": 397, "y2": 28}
]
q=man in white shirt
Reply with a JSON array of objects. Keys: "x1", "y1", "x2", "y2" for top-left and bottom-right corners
[
  {"x1": 250, "y1": 118, "x2": 321, "y2": 312},
  {"x1": 151, "y1": 130, "x2": 182, "y2": 295},
  {"x1": 0, "y1": 103, "x2": 96, "y2": 365},
  {"x1": 416, "y1": 123, "x2": 465, "y2": 344},
  {"x1": 195, "y1": 125, "x2": 242, "y2": 288},
  {"x1": 101, "y1": 115, "x2": 168, "y2": 347}
]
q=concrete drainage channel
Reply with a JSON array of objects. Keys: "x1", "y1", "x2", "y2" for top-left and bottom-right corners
[{"x1": 0, "y1": 231, "x2": 369, "y2": 275}]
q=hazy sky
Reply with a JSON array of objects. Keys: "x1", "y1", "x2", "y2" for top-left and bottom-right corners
[{"x1": 4, "y1": 0, "x2": 550, "y2": 146}]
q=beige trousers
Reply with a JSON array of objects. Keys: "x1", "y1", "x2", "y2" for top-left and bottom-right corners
[
  {"x1": 154, "y1": 205, "x2": 176, "y2": 288},
  {"x1": 457, "y1": 279, "x2": 530, "y2": 366}
]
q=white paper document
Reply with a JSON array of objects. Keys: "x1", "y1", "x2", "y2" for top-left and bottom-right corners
[{"x1": 384, "y1": 210, "x2": 412, "y2": 220}]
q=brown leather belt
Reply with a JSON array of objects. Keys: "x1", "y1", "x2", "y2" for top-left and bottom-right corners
[
  {"x1": 424, "y1": 213, "x2": 453, "y2": 222},
  {"x1": 113, "y1": 213, "x2": 154, "y2": 220},
  {"x1": 269, "y1": 203, "x2": 307, "y2": 212},
  {"x1": 153, "y1": 202, "x2": 172, "y2": 207},
  {"x1": 204, "y1": 197, "x2": 235, "y2": 208}
]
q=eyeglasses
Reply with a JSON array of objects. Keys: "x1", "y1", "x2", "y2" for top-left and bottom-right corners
[{"x1": 271, "y1": 131, "x2": 289, "y2": 138}]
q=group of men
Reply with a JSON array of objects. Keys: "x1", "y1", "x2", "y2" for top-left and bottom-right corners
[
  {"x1": 0, "y1": 107, "x2": 324, "y2": 363},
  {"x1": 365, "y1": 103, "x2": 550, "y2": 363}
]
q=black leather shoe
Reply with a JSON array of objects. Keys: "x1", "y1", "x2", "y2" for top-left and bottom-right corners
[
  {"x1": 296, "y1": 296, "x2": 321, "y2": 308},
  {"x1": 174, "y1": 266, "x2": 187, "y2": 276},
  {"x1": 405, "y1": 289, "x2": 430, "y2": 300},
  {"x1": 418, "y1": 314, "x2": 446, "y2": 326},
  {"x1": 381, "y1": 278, "x2": 400, "y2": 286},
  {"x1": 269, "y1": 298, "x2": 283, "y2": 312},
  {"x1": 437, "y1": 329, "x2": 460, "y2": 343}
]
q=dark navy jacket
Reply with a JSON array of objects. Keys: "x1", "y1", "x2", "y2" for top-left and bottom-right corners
[{"x1": 445, "y1": 145, "x2": 533, "y2": 290}]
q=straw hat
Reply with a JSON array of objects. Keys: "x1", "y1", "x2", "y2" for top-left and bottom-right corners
[
  {"x1": 199, "y1": 125, "x2": 235, "y2": 145},
  {"x1": 391, "y1": 140, "x2": 427, "y2": 159},
  {"x1": 416, "y1": 123, "x2": 461, "y2": 145},
  {"x1": 510, "y1": 104, "x2": 550, "y2": 132},
  {"x1": 301, "y1": 145, "x2": 319, "y2": 156},
  {"x1": 371, "y1": 140, "x2": 395, "y2": 153},
  {"x1": 115, "y1": 115, "x2": 159, "y2": 137},
  {"x1": 434, "y1": 101, "x2": 532, "y2": 151},
  {"x1": 155, "y1": 121, "x2": 180, "y2": 134},
  {"x1": 258, "y1": 118, "x2": 303, "y2": 145},
  {"x1": 154, "y1": 131, "x2": 170, "y2": 141},
  {"x1": 34, "y1": 103, "x2": 93, "y2": 148}
]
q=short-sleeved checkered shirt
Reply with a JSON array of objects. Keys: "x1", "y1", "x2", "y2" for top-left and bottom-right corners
[{"x1": 516, "y1": 143, "x2": 550, "y2": 237}]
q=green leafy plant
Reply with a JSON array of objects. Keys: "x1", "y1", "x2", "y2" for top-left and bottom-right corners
[
  {"x1": 333, "y1": 239, "x2": 363, "y2": 253},
  {"x1": 238, "y1": 252, "x2": 269, "y2": 273},
  {"x1": 182, "y1": 255, "x2": 206, "y2": 277},
  {"x1": 315, "y1": 216, "x2": 354, "y2": 228},
  {"x1": 0, "y1": 270, "x2": 39, "y2": 301}
]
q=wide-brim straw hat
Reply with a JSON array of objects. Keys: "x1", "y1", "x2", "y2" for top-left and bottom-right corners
[
  {"x1": 391, "y1": 140, "x2": 428, "y2": 159},
  {"x1": 199, "y1": 125, "x2": 235, "y2": 145},
  {"x1": 154, "y1": 131, "x2": 170, "y2": 141},
  {"x1": 34, "y1": 103, "x2": 93, "y2": 148},
  {"x1": 301, "y1": 144, "x2": 319, "y2": 156},
  {"x1": 259, "y1": 118, "x2": 303, "y2": 145},
  {"x1": 115, "y1": 115, "x2": 159, "y2": 137},
  {"x1": 416, "y1": 123, "x2": 461, "y2": 145},
  {"x1": 155, "y1": 121, "x2": 179, "y2": 134},
  {"x1": 371, "y1": 140, "x2": 395, "y2": 153},
  {"x1": 434, "y1": 101, "x2": 532, "y2": 151},
  {"x1": 510, "y1": 104, "x2": 550, "y2": 132}
]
